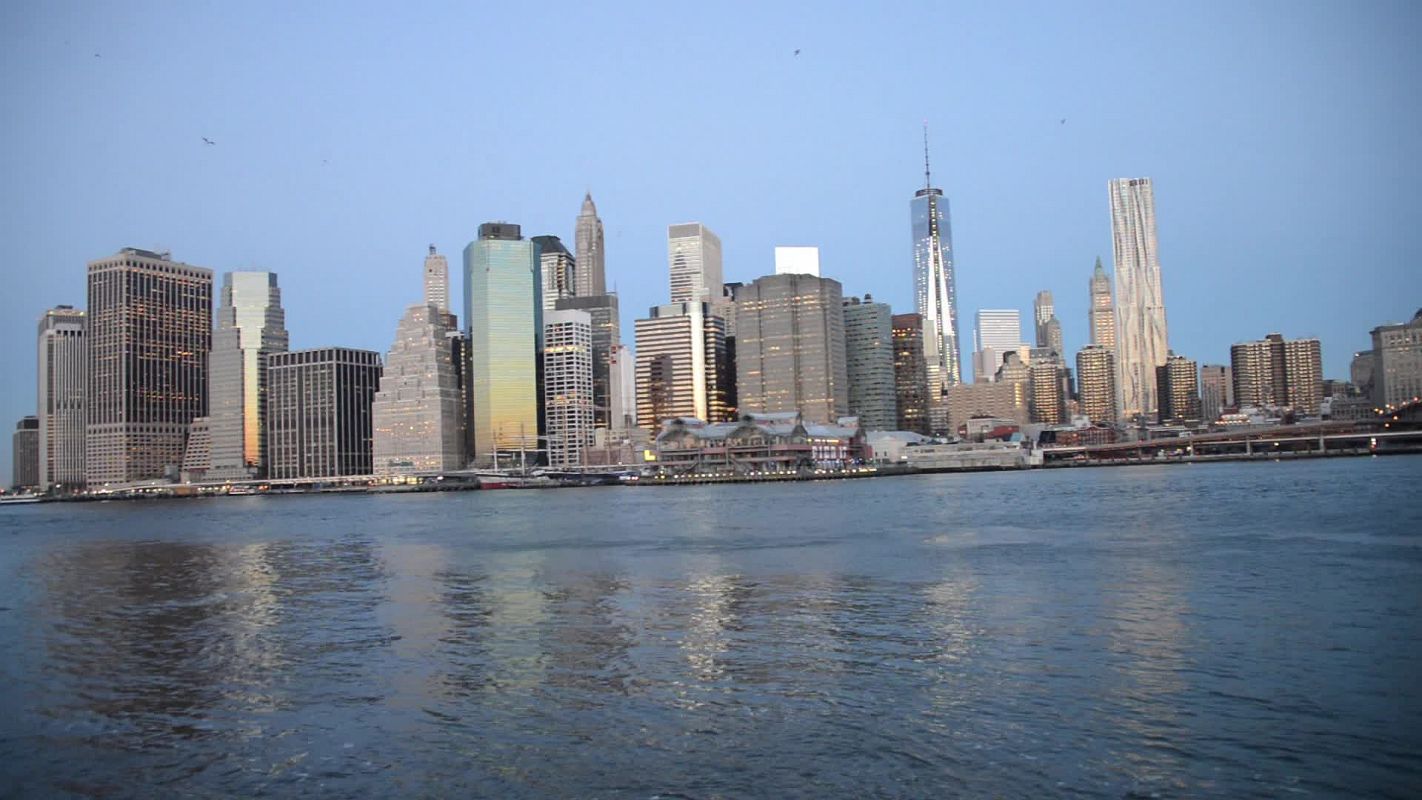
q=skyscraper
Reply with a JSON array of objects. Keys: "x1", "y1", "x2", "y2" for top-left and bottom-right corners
[
  {"x1": 1156, "y1": 354, "x2": 1201, "y2": 424},
  {"x1": 1199, "y1": 364, "x2": 1232, "y2": 423},
  {"x1": 610, "y1": 343, "x2": 637, "y2": 434},
  {"x1": 424, "y1": 245, "x2": 450, "y2": 314},
  {"x1": 1109, "y1": 178, "x2": 1169, "y2": 421},
  {"x1": 912, "y1": 130, "x2": 962, "y2": 396},
  {"x1": 668, "y1": 223, "x2": 723, "y2": 305},
  {"x1": 208, "y1": 271, "x2": 288, "y2": 480},
  {"x1": 1033, "y1": 291, "x2": 1061, "y2": 353},
  {"x1": 372, "y1": 304, "x2": 466, "y2": 475},
  {"x1": 634, "y1": 301, "x2": 731, "y2": 428},
  {"x1": 1029, "y1": 356, "x2": 1068, "y2": 425},
  {"x1": 464, "y1": 222, "x2": 543, "y2": 466},
  {"x1": 543, "y1": 309, "x2": 595, "y2": 468},
  {"x1": 555, "y1": 294, "x2": 620, "y2": 430},
  {"x1": 37, "y1": 306, "x2": 86, "y2": 491},
  {"x1": 534, "y1": 235, "x2": 577, "y2": 315},
  {"x1": 11, "y1": 416, "x2": 39, "y2": 491},
  {"x1": 891, "y1": 313, "x2": 930, "y2": 435},
  {"x1": 1088, "y1": 257, "x2": 1116, "y2": 349},
  {"x1": 842, "y1": 296, "x2": 898, "y2": 431},
  {"x1": 267, "y1": 347, "x2": 382, "y2": 479},
  {"x1": 1369, "y1": 310, "x2": 1422, "y2": 408},
  {"x1": 734, "y1": 272, "x2": 849, "y2": 424},
  {"x1": 973, "y1": 309, "x2": 1024, "y2": 383},
  {"x1": 86, "y1": 248, "x2": 212, "y2": 485},
  {"x1": 1075, "y1": 345, "x2": 1118, "y2": 425},
  {"x1": 574, "y1": 193, "x2": 606, "y2": 297}
]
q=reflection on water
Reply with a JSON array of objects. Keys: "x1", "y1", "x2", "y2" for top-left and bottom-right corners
[{"x1": 1, "y1": 457, "x2": 1419, "y2": 797}]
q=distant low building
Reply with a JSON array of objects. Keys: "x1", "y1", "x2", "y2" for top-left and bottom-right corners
[{"x1": 653, "y1": 412, "x2": 868, "y2": 475}]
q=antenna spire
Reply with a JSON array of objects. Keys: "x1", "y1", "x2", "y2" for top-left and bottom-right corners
[{"x1": 922, "y1": 121, "x2": 932, "y2": 190}]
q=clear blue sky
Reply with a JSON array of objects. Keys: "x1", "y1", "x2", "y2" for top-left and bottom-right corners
[{"x1": 2, "y1": 0, "x2": 1419, "y2": 484}]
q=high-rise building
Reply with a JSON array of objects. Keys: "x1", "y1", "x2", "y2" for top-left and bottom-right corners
[
  {"x1": 555, "y1": 294, "x2": 620, "y2": 430},
  {"x1": 372, "y1": 304, "x2": 466, "y2": 475},
  {"x1": 973, "y1": 309, "x2": 1024, "y2": 383},
  {"x1": 912, "y1": 132, "x2": 962, "y2": 394},
  {"x1": 1029, "y1": 356, "x2": 1068, "y2": 425},
  {"x1": 891, "y1": 313, "x2": 930, "y2": 435},
  {"x1": 208, "y1": 271, "x2": 288, "y2": 480},
  {"x1": 1369, "y1": 310, "x2": 1422, "y2": 408},
  {"x1": 1230, "y1": 334, "x2": 1323, "y2": 414},
  {"x1": 267, "y1": 347, "x2": 382, "y2": 479},
  {"x1": 574, "y1": 193, "x2": 606, "y2": 297},
  {"x1": 842, "y1": 296, "x2": 898, "y2": 431},
  {"x1": 37, "y1": 306, "x2": 86, "y2": 491},
  {"x1": 534, "y1": 235, "x2": 577, "y2": 315},
  {"x1": 1351, "y1": 351, "x2": 1377, "y2": 402},
  {"x1": 734, "y1": 273, "x2": 849, "y2": 423},
  {"x1": 1075, "y1": 345, "x2": 1118, "y2": 425},
  {"x1": 181, "y1": 416, "x2": 212, "y2": 481},
  {"x1": 1199, "y1": 364, "x2": 1232, "y2": 423},
  {"x1": 86, "y1": 248, "x2": 212, "y2": 485},
  {"x1": 424, "y1": 245, "x2": 450, "y2": 314},
  {"x1": 1089, "y1": 257, "x2": 1116, "y2": 349},
  {"x1": 634, "y1": 301, "x2": 731, "y2": 428},
  {"x1": 610, "y1": 343, "x2": 637, "y2": 434},
  {"x1": 668, "y1": 223, "x2": 723, "y2": 305},
  {"x1": 995, "y1": 352, "x2": 1033, "y2": 423},
  {"x1": 11, "y1": 416, "x2": 39, "y2": 491},
  {"x1": 543, "y1": 309, "x2": 595, "y2": 467},
  {"x1": 1156, "y1": 354, "x2": 1201, "y2": 424},
  {"x1": 1033, "y1": 291, "x2": 1062, "y2": 355},
  {"x1": 774, "y1": 246, "x2": 821, "y2": 277},
  {"x1": 1109, "y1": 178, "x2": 1169, "y2": 421},
  {"x1": 464, "y1": 222, "x2": 543, "y2": 466}
]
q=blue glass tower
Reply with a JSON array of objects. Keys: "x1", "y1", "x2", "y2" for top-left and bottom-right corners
[{"x1": 911, "y1": 129, "x2": 961, "y2": 397}]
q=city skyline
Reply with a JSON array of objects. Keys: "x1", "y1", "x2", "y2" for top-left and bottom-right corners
[{"x1": 2, "y1": 3, "x2": 1418, "y2": 483}]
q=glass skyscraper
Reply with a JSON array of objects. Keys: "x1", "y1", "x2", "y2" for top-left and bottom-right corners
[
  {"x1": 464, "y1": 222, "x2": 543, "y2": 467},
  {"x1": 911, "y1": 147, "x2": 961, "y2": 402},
  {"x1": 208, "y1": 271, "x2": 288, "y2": 480}
]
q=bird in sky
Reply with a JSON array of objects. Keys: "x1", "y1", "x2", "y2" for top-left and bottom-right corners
[
  {"x1": 202, "y1": 137, "x2": 215, "y2": 145},
  {"x1": 1060, "y1": 118, "x2": 1067, "y2": 125},
  {"x1": 93, "y1": 53, "x2": 101, "y2": 58},
  {"x1": 794, "y1": 49, "x2": 801, "y2": 56}
]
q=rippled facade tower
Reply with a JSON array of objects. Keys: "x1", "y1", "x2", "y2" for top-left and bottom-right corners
[
  {"x1": 912, "y1": 137, "x2": 962, "y2": 417},
  {"x1": 208, "y1": 272, "x2": 288, "y2": 480},
  {"x1": 1109, "y1": 178, "x2": 1169, "y2": 421}
]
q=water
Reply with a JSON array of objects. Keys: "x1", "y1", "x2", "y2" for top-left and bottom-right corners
[{"x1": 2, "y1": 457, "x2": 1420, "y2": 798}]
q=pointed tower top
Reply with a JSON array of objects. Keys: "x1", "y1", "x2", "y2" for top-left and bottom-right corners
[
  {"x1": 922, "y1": 121, "x2": 932, "y2": 191},
  {"x1": 429, "y1": 244, "x2": 437, "y2": 256},
  {"x1": 581, "y1": 192, "x2": 597, "y2": 215},
  {"x1": 1093, "y1": 255, "x2": 1105, "y2": 275}
]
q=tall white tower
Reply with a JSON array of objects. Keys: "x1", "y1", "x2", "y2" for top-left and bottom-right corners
[{"x1": 1109, "y1": 177, "x2": 1169, "y2": 421}]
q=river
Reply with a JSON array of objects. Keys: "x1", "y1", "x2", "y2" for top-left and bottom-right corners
[{"x1": 2, "y1": 457, "x2": 1419, "y2": 797}]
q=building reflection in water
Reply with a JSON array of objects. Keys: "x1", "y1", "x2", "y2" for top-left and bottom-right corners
[
  {"x1": 537, "y1": 571, "x2": 634, "y2": 701},
  {"x1": 375, "y1": 541, "x2": 453, "y2": 708}
]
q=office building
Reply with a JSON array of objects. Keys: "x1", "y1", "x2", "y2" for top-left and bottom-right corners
[
  {"x1": 668, "y1": 223, "x2": 723, "y2": 305},
  {"x1": 534, "y1": 235, "x2": 577, "y2": 315},
  {"x1": 842, "y1": 296, "x2": 898, "y2": 431},
  {"x1": 945, "y1": 382, "x2": 1028, "y2": 431},
  {"x1": 892, "y1": 313, "x2": 930, "y2": 435},
  {"x1": 180, "y1": 416, "x2": 212, "y2": 482},
  {"x1": 1033, "y1": 291, "x2": 1063, "y2": 356},
  {"x1": 464, "y1": 222, "x2": 543, "y2": 466},
  {"x1": 267, "y1": 348, "x2": 382, "y2": 479},
  {"x1": 208, "y1": 271, "x2": 288, "y2": 480},
  {"x1": 555, "y1": 294, "x2": 620, "y2": 430},
  {"x1": 1089, "y1": 257, "x2": 1116, "y2": 349},
  {"x1": 574, "y1": 193, "x2": 606, "y2": 297},
  {"x1": 86, "y1": 248, "x2": 212, "y2": 485},
  {"x1": 1156, "y1": 354, "x2": 1201, "y2": 424},
  {"x1": 372, "y1": 304, "x2": 466, "y2": 475},
  {"x1": 543, "y1": 309, "x2": 595, "y2": 467},
  {"x1": 1075, "y1": 345, "x2": 1118, "y2": 425},
  {"x1": 1109, "y1": 178, "x2": 1169, "y2": 421},
  {"x1": 424, "y1": 245, "x2": 450, "y2": 314},
  {"x1": 37, "y1": 306, "x2": 86, "y2": 490},
  {"x1": 11, "y1": 416, "x2": 39, "y2": 491},
  {"x1": 774, "y1": 246, "x2": 821, "y2": 277},
  {"x1": 1351, "y1": 351, "x2": 1376, "y2": 401},
  {"x1": 1369, "y1": 310, "x2": 1422, "y2": 407},
  {"x1": 1230, "y1": 334, "x2": 1323, "y2": 414},
  {"x1": 634, "y1": 301, "x2": 732, "y2": 429},
  {"x1": 912, "y1": 134, "x2": 962, "y2": 393},
  {"x1": 610, "y1": 343, "x2": 636, "y2": 434},
  {"x1": 1199, "y1": 364, "x2": 1232, "y2": 423},
  {"x1": 973, "y1": 309, "x2": 1024, "y2": 383},
  {"x1": 735, "y1": 272, "x2": 849, "y2": 424},
  {"x1": 1029, "y1": 356, "x2": 1068, "y2": 425}
]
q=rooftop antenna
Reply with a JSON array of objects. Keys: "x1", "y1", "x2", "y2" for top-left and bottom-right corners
[{"x1": 922, "y1": 121, "x2": 932, "y2": 191}]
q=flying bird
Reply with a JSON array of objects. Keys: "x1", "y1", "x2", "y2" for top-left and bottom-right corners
[
  {"x1": 1060, "y1": 118, "x2": 1067, "y2": 125},
  {"x1": 202, "y1": 137, "x2": 215, "y2": 145},
  {"x1": 794, "y1": 49, "x2": 801, "y2": 56},
  {"x1": 93, "y1": 52, "x2": 101, "y2": 58}
]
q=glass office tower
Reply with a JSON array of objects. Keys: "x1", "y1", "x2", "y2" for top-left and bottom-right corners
[
  {"x1": 464, "y1": 222, "x2": 543, "y2": 467},
  {"x1": 912, "y1": 173, "x2": 961, "y2": 396},
  {"x1": 209, "y1": 271, "x2": 288, "y2": 479}
]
